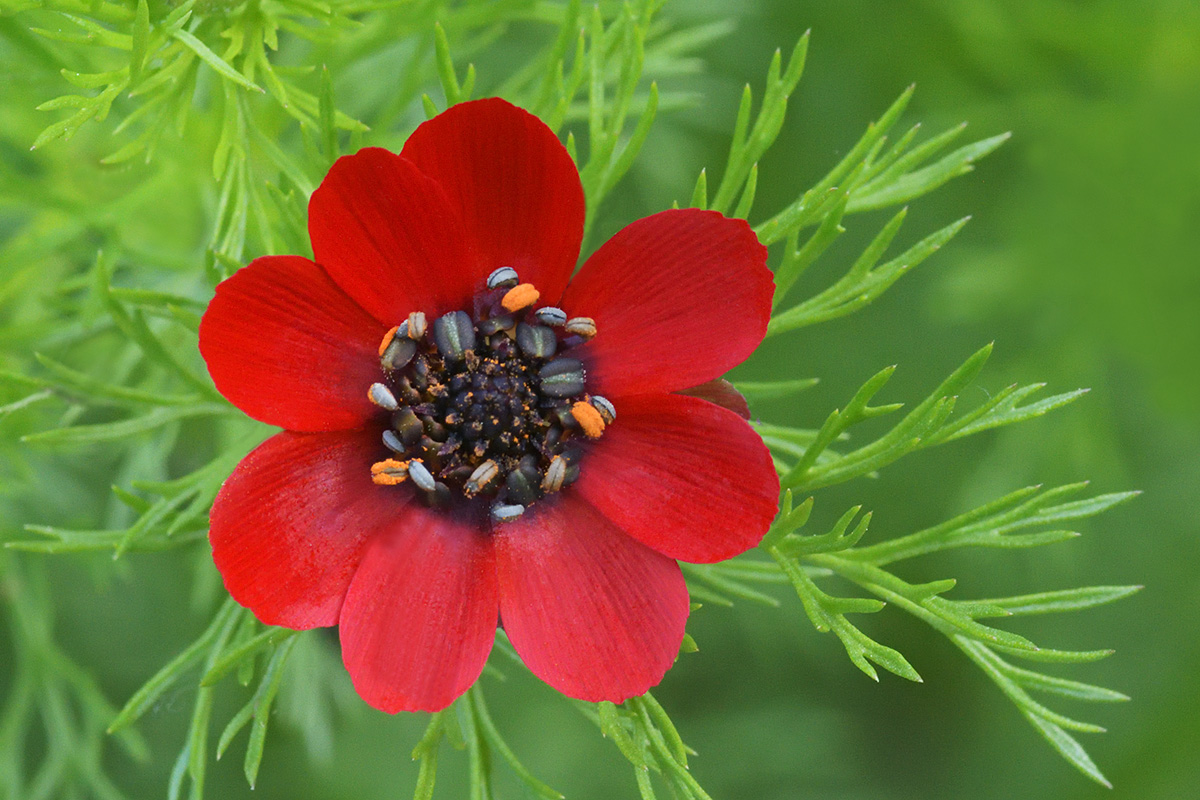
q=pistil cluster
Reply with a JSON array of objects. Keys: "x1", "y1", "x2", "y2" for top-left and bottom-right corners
[{"x1": 366, "y1": 267, "x2": 615, "y2": 524}]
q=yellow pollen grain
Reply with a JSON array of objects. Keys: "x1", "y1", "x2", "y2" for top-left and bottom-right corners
[
  {"x1": 370, "y1": 458, "x2": 409, "y2": 486},
  {"x1": 572, "y1": 401, "x2": 606, "y2": 439},
  {"x1": 501, "y1": 283, "x2": 540, "y2": 312},
  {"x1": 378, "y1": 325, "x2": 400, "y2": 357}
]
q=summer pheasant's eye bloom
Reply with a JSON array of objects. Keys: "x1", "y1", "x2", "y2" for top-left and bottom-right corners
[{"x1": 198, "y1": 98, "x2": 780, "y2": 713}]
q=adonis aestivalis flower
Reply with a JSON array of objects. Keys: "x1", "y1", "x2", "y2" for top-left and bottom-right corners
[{"x1": 198, "y1": 98, "x2": 779, "y2": 713}]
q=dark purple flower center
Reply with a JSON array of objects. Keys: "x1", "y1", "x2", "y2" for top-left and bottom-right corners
[{"x1": 367, "y1": 268, "x2": 613, "y2": 524}]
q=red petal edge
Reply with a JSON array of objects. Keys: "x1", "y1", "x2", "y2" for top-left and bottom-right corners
[
  {"x1": 561, "y1": 208, "x2": 773, "y2": 398},
  {"x1": 199, "y1": 256, "x2": 386, "y2": 432},
  {"x1": 678, "y1": 379, "x2": 751, "y2": 419},
  {"x1": 402, "y1": 98, "x2": 585, "y2": 303},
  {"x1": 495, "y1": 495, "x2": 689, "y2": 703},
  {"x1": 210, "y1": 427, "x2": 405, "y2": 629},
  {"x1": 339, "y1": 507, "x2": 498, "y2": 713},
  {"x1": 308, "y1": 148, "x2": 482, "y2": 323},
  {"x1": 575, "y1": 393, "x2": 778, "y2": 563}
]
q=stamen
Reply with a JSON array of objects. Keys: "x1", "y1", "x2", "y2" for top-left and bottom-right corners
[
  {"x1": 515, "y1": 323, "x2": 557, "y2": 358},
  {"x1": 590, "y1": 395, "x2": 616, "y2": 424},
  {"x1": 564, "y1": 317, "x2": 597, "y2": 339},
  {"x1": 382, "y1": 429, "x2": 406, "y2": 453},
  {"x1": 504, "y1": 456, "x2": 541, "y2": 505},
  {"x1": 534, "y1": 307, "x2": 567, "y2": 327},
  {"x1": 381, "y1": 334, "x2": 417, "y2": 371},
  {"x1": 430, "y1": 481, "x2": 453, "y2": 508},
  {"x1": 541, "y1": 455, "x2": 567, "y2": 493},
  {"x1": 501, "y1": 283, "x2": 540, "y2": 312},
  {"x1": 539, "y1": 358, "x2": 586, "y2": 397},
  {"x1": 378, "y1": 326, "x2": 401, "y2": 357},
  {"x1": 407, "y1": 311, "x2": 428, "y2": 339},
  {"x1": 393, "y1": 408, "x2": 424, "y2": 446},
  {"x1": 408, "y1": 459, "x2": 436, "y2": 492},
  {"x1": 478, "y1": 314, "x2": 515, "y2": 336},
  {"x1": 370, "y1": 459, "x2": 409, "y2": 485},
  {"x1": 464, "y1": 460, "x2": 499, "y2": 496},
  {"x1": 571, "y1": 400, "x2": 606, "y2": 438},
  {"x1": 491, "y1": 503, "x2": 525, "y2": 523},
  {"x1": 487, "y1": 266, "x2": 519, "y2": 289},
  {"x1": 367, "y1": 279, "x2": 606, "y2": 519},
  {"x1": 433, "y1": 311, "x2": 476, "y2": 361},
  {"x1": 369, "y1": 382, "x2": 399, "y2": 410}
]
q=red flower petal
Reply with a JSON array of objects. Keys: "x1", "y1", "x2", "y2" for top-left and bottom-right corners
[
  {"x1": 561, "y1": 209, "x2": 772, "y2": 397},
  {"x1": 678, "y1": 379, "x2": 751, "y2": 419},
  {"x1": 199, "y1": 256, "x2": 386, "y2": 431},
  {"x1": 210, "y1": 427, "x2": 404, "y2": 629},
  {"x1": 308, "y1": 148, "x2": 482, "y2": 322},
  {"x1": 494, "y1": 496, "x2": 689, "y2": 703},
  {"x1": 401, "y1": 98, "x2": 585, "y2": 302},
  {"x1": 575, "y1": 393, "x2": 778, "y2": 563},
  {"x1": 338, "y1": 507, "x2": 498, "y2": 713}
]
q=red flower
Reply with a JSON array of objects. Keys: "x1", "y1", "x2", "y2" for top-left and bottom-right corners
[{"x1": 198, "y1": 98, "x2": 779, "y2": 713}]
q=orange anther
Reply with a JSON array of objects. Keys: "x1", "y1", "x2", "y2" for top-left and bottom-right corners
[
  {"x1": 572, "y1": 401, "x2": 606, "y2": 439},
  {"x1": 501, "y1": 283, "x2": 540, "y2": 312},
  {"x1": 370, "y1": 458, "x2": 409, "y2": 486},
  {"x1": 378, "y1": 326, "x2": 401, "y2": 357}
]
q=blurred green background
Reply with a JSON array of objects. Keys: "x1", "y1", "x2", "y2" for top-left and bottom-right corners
[{"x1": 2, "y1": 0, "x2": 1197, "y2": 798}]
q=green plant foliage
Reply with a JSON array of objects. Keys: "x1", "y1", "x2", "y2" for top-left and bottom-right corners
[{"x1": 0, "y1": 1, "x2": 1141, "y2": 798}]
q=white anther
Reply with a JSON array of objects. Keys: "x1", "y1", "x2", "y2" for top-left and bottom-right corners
[
  {"x1": 487, "y1": 266, "x2": 519, "y2": 289},
  {"x1": 564, "y1": 317, "x2": 597, "y2": 339},
  {"x1": 407, "y1": 311, "x2": 427, "y2": 339},
  {"x1": 590, "y1": 395, "x2": 616, "y2": 424},
  {"x1": 465, "y1": 460, "x2": 499, "y2": 495},
  {"x1": 491, "y1": 503, "x2": 525, "y2": 523},
  {"x1": 534, "y1": 306, "x2": 567, "y2": 327},
  {"x1": 382, "y1": 429, "x2": 405, "y2": 453},
  {"x1": 368, "y1": 383, "x2": 399, "y2": 411},
  {"x1": 541, "y1": 456, "x2": 567, "y2": 493},
  {"x1": 408, "y1": 459, "x2": 436, "y2": 492}
]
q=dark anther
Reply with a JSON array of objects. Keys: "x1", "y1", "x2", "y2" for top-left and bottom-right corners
[
  {"x1": 423, "y1": 417, "x2": 448, "y2": 441},
  {"x1": 429, "y1": 482, "x2": 452, "y2": 508},
  {"x1": 538, "y1": 358, "x2": 586, "y2": 397},
  {"x1": 505, "y1": 468, "x2": 538, "y2": 505},
  {"x1": 434, "y1": 311, "x2": 476, "y2": 360},
  {"x1": 516, "y1": 323, "x2": 557, "y2": 359},
  {"x1": 478, "y1": 314, "x2": 515, "y2": 336},
  {"x1": 412, "y1": 357, "x2": 430, "y2": 388},
  {"x1": 392, "y1": 408, "x2": 424, "y2": 446},
  {"x1": 381, "y1": 335, "x2": 417, "y2": 371},
  {"x1": 504, "y1": 456, "x2": 541, "y2": 505}
]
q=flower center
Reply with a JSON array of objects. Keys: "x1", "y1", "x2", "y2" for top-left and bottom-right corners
[{"x1": 366, "y1": 267, "x2": 613, "y2": 524}]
